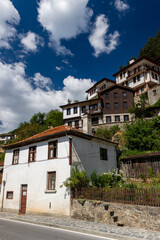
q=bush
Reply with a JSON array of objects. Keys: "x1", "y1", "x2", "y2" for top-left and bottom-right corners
[{"x1": 123, "y1": 183, "x2": 138, "y2": 189}]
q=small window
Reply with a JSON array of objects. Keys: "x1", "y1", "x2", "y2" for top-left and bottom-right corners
[
  {"x1": 92, "y1": 117, "x2": 98, "y2": 125},
  {"x1": 68, "y1": 122, "x2": 72, "y2": 127},
  {"x1": 106, "y1": 103, "x2": 110, "y2": 109},
  {"x1": 75, "y1": 120, "x2": 79, "y2": 128},
  {"x1": 133, "y1": 77, "x2": 136, "y2": 83},
  {"x1": 105, "y1": 93, "x2": 109, "y2": 99},
  {"x1": 67, "y1": 108, "x2": 71, "y2": 115},
  {"x1": 100, "y1": 148, "x2": 108, "y2": 161},
  {"x1": 12, "y1": 149, "x2": 19, "y2": 165},
  {"x1": 106, "y1": 116, "x2": 111, "y2": 123},
  {"x1": 28, "y1": 146, "x2": 36, "y2": 162},
  {"x1": 153, "y1": 90, "x2": 157, "y2": 96},
  {"x1": 114, "y1": 92, "x2": 118, "y2": 98},
  {"x1": 6, "y1": 191, "x2": 13, "y2": 199},
  {"x1": 115, "y1": 116, "x2": 120, "y2": 122},
  {"x1": 155, "y1": 74, "x2": 158, "y2": 80},
  {"x1": 120, "y1": 73, "x2": 122, "y2": 79},
  {"x1": 123, "y1": 102, "x2": 127, "y2": 108},
  {"x1": 82, "y1": 106, "x2": 86, "y2": 113},
  {"x1": 74, "y1": 107, "x2": 77, "y2": 114},
  {"x1": 48, "y1": 141, "x2": 58, "y2": 159},
  {"x1": 47, "y1": 172, "x2": 56, "y2": 190},
  {"x1": 114, "y1": 102, "x2": 118, "y2": 109},
  {"x1": 141, "y1": 88, "x2": 144, "y2": 93},
  {"x1": 137, "y1": 75, "x2": 140, "y2": 81},
  {"x1": 124, "y1": 115, "x2": 129, "y2": 122},
  {"x1": 122, "y1": 92, "x2": 126, "y2": 98}
]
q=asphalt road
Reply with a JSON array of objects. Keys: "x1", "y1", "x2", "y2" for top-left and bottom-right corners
[{"x1": 0, "y1": 219, "x2": 115, "y2": 240}]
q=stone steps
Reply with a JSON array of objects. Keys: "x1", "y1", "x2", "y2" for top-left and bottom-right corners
[{"x1": 104, "y1": 203, "x2": 124, "y2": 226}]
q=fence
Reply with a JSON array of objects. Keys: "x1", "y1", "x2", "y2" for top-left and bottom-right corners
[{"x1": 74, "y1": 187, "x2": 160, "y2": 207}]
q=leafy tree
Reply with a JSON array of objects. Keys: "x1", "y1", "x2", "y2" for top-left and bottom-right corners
[
  {"x1": 30, "y1": 112, "x2": 45, "y2": 125},
  {"x1": 124, "y1": 117, "x2": 160, "y2": 152},
  {"x1": 45, "y1": 110, "x2": 63, "y2": 127},
  {"x1": 95, "y1": 125, "x2": 120, "y2": 140},
  {"x1": 129, "y1": 93, "x2": 154, "y2": 119},
  {"x1": 138, "y1": 31, "x2": 160, "y2": 61},
  {"x1": 67, "y1": 99, "x2": 72, "y2": 104}
]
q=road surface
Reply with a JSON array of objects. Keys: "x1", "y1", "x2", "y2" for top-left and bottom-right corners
[{"x1": 0, "y1": 218, "x2": 115, "y2": 240}]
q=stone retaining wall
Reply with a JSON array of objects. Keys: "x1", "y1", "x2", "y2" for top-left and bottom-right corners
[{"x1": 71, "y1": 199, "x2": 160, "y2": 231}]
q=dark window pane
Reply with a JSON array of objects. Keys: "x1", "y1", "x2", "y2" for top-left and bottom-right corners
[
  {"x1": 106, "y1": 103, "x2": 110, "y2": 109},
  {"x1": 114, "y1": 92, "x2": 118, "y2": 98},
  {"x1": 67, "y1": 108, "x2": 71, "y2": 115},
  {"x1": 115, "y1": 116, "x2": 120, "y2": 122},
  {"x1": 105, "y1": 93, "x2": 109, "y2": 99},
  {"x1": 124, "y1": 115, "x2": 129, "y2": 121},
  {"x1": 106, "y1": 116, "x2": 111, "y2": 123},
  {"x1": 123, "y1": 102, "x2": 127, "y2": 108},
  {"x1": 114, "y1": 102, "x2": 118, "y2": 108},
  {"x1": 100, "y1": 148, "x2": 108, "y2": 161}
]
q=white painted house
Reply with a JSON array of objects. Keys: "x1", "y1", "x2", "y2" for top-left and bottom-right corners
[{"x1": 0, "y1": 125, "x2": 117, "y2": 216}]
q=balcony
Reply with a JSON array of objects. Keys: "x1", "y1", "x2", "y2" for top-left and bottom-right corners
[{"x1": 84, "y1": 107, "x2": 102, "y2": 115}]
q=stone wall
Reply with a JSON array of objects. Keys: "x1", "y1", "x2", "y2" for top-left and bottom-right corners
[{"x1": 71, "y1": 199, "x2": 160, "y2": 231}]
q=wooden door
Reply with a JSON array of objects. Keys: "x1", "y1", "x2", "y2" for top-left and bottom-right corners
[{"x1": 20, "y1": 185, "x2": 27, "y2": 214}]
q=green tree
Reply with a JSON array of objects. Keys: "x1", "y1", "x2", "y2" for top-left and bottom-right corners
[
  {"x1": 124, "y1": 117, "x2": 160, "y2": 152},
  {"x1": 30, "y1": 112, "x2": 46, "y2": 125},
  {"x1": 138, "y1": 31, "x2": 160, "y2": 61},
  {"x1": 129, "y1": 93, "x2": 154, "y2": 119},
  {"x1": 45, "y1": 110, "x2": 63, "y2": 127}
]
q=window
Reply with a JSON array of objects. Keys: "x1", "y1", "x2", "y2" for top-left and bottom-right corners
[
  {"x1": 120, "y1": 73, "x2": 122, "y2": 79},
  {"x1": 123, "y1": 102, "x2": 127, "y2": 108},
  {"x1": 106, "y1": 103, "x2": 110, "y2": 109},
  {"x1": 28, "y1": 146, "x2": 36, "y2": 162},
  {"x1": 82, "y1": 106, "x2": 86, "y2": 113},
  {"x1": 74, "y1": 107, "x2": 77, "y2": 114},
  {"x1": 114, "y1": 102, "x2": 118, "y2": 109},
  {"x1": 12, "y1": 149, "x2": 19, "y2": 165},
  {"x1": 106, "y1": 116, "x2": 111, "y2": 123},
  {"x1": 92, "y1": 117, "x2": 98, "y2": 125},
  {"x1": 115, "y1": 116, "x2": 120, "y2": 122},
  {"x1": 67, "y1": 108, "x2": 71, "y2": 115},
  {"x1": 48, "y1": 141, "x2": 57, "y2": 159},
  {"x1": 153, "y1": 90, "x2": 157, "y2": 96},
  {"x1": 137, "y1": 75, "x2": 140, "y2": 81},
  {"x1": 133, "y1": 77, "x2": 136, "y2": 83},
  {"x1": 105, "y1": 93, "x2": 109, "y2": 99},
  {"x1": 100, "y1": 148, "x2": 108, "y2": 161},
  {"x1": 47, "y1": 172, "x2": 56, "y2": 190},
  {"x1": 6, "y1": 191, "x2": 13, "y2": 199},
  {"x1": 124, "y1": 115, "x2": 129, "y2": 122},
  {"x1": 155, "y1": 74, "x2": 158, "y2": 80},
  {"x1": 141, "y1": 88, "x2": 144, "y2": 93},
  {"x1": 114, "y1": 92, "x2": 118, "y2": 98},
  {"x1": 122, "y1": 92, "x2": 126, "y2": 98},
  {"x1": 75, "y1": 120, "x2": 79, "y2": 128},
  {"x1": 68, "y1": 122, "x2": 72, "y2": 127}
]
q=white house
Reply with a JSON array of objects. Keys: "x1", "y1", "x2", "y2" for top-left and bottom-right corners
[
  {"x1": 113, "y1": 57, "x2": 160, "y2": 97},
  {"x1": 0, "y1": 125, "x2": 117, "y2": 216}
]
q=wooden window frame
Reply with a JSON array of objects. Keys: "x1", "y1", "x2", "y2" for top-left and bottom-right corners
[
  {"x1": 48, "y1": 141, "x2": 58, "y2": 159},
  {"x1": 67, "y1": 108, "x2": 71, "y2": 115},
  {"x1": 28, "y1": 146, "x2": 36, "y2": 163},
  {"x1": 100, "y1": 148, "x2": 108, "y2": 161},
  {"x1": 6, "y1": 191, "x2": 13, "y2": 199},
  {"x1": 12, "y1": 149, "x2": 19, "y2": 165},
  {"x1": 73, "y1": 107, "x2": 77, "y2": 114},
  {"x1": 47, "y1": 171, "x2": 56, "y2": 190}
]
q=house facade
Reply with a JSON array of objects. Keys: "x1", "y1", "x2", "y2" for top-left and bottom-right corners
[
  {"x1": 113, "y1": 57, "x2": 160, "y2": 101},
  {"x1": 0, "y1": 125, "x2": 117, "y2": 215}
]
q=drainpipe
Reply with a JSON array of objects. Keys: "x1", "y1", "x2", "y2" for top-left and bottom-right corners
[
  {"x1": 1, "y1": 180, "x2": 6, "y2": 212},
  {"x1": 69, "y1": 137, "x2": 72, "y2": 166}
]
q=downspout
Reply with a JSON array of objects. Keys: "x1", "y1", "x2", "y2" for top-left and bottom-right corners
[
  {"x1": 68, "y1": 137, "x2": 73, "y2": 216},
  {"x1": 1, "y1": 180, "x2": 6, "y2": 212}
]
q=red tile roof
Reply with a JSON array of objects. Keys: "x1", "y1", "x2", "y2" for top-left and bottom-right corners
[{"x1": 3, "y1": 125, "x2": 116, "y2": 149}]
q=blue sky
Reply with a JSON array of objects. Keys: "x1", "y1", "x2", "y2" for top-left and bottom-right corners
[{"x1": 0, "y1": 0, "x2": 159, "y2": 133}]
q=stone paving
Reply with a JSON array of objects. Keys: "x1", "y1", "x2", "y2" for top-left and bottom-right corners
[{"x1": 0, "y1": 212, "x2": 160, "y2": 240}]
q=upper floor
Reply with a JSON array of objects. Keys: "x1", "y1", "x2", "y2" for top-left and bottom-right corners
[
  {"x1": 113, "y1": 57, "x2": 160, "y2": 92},
  {"x1": 86, "y1": 78, "x2": 115, "y2": 100}
]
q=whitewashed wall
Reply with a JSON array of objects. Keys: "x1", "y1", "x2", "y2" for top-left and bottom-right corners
[
  {"x1": 71, "y1": 136, "x2": 117, "y2": 175},
  {"x1": 1, "y1": 136, "x2": 71, "y2": 215}
]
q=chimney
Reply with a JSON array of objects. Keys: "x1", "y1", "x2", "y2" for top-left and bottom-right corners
[
  {"x1": 82, "y1": 114, "x2": 92, "y2": 135},
  {"x1": 129, "y1": 58, "x2": 135, "y2": 65}
]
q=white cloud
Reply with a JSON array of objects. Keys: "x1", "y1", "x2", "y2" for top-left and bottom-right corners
[
  {"x1": 114, "y1": 0, "x2": 130, "y2": 12},
  {"x1": 0, "y1": 0, "x2": 20, "y2": 49},
  {"x1": 62, "y1": 59, "x2": 69, "y2": 65},
  {"x1": 89, "y1": 14, "x2": 120, "y2": 57},
  {"x1": 20, "y1": 31, "x2": 44, "y2": 52},
  {"x1": 37, "y1": 0, "x2": 93, "y2": 55},
  {"x1": 0, "y1": 61, "x2": 94, "y2": 133},
  {"x1": 56, "y1": 66, "x2": 63, "y2": 71}
]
